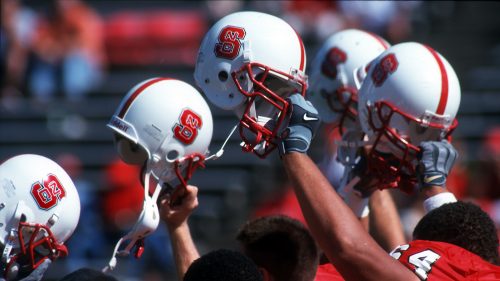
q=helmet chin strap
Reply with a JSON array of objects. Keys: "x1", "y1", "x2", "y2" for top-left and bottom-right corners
[
  {"x1": 2, "y1": 229, "x2": 17, "y2": 278},
  {"x1": 103, "y1": 169, "x2": 161, "y2": 273},
  {"x1": 102, "y1": 125, "x2": 237, "y2": 273},
  {"x1": 206, "y1": 123, "x2": 238, "y2": 161}
]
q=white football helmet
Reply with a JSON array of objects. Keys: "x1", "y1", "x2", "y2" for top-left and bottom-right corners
[
  {"x1": 0, "y1": 154, "x2": 80, "y2": 279},
  {"x1": 107, "y1": 78, "x2": 213, "y2": 189},
  {"x1": 105, "y1": 78, "x2": 213, "y2": 271},
  {"x1": 308, "y1": 29, "x2": 390, "y2": 132},
  {"x1": 194, "y1": 11, "x2": 307, "y2": 157},
  {"x1": 358, "y1": 42, "x2": 461, "y2": 191}
]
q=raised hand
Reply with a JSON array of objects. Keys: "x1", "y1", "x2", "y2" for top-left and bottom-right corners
[
  {"x1": 417, "y1": 140, "x2": 458, "y2": 190},
  {"x1": 159, "y1": 185, "x2": 199, "y2": 230},
  {"x1": 278, "y1": 93, "x2": 321, "y2": 156}
]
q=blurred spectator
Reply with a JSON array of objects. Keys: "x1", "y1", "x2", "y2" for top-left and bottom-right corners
[
  {"x1": 28, "y1": 0, "x2": 106, "y2": 102},
  {"x1": 101, "y1": 158, "x2": 143, "y2": 238},
  {"x1": 469, "y1": 127, "x2": 500, "y2": 200},
  {"x1": 338, "y1": 1, "x2": 421, "y2": 43},
  {"x1": 281, "y1": 0, "x2": 346, "y2": 42},
  {"x1": 55, "y1": 153, "x2": 108, "y2": 272},
  {"x1": 204, "y1": 0, "x2": 244, "y2": 23},
  {"x1": 252, "y1": 186, "x2": 307, "y2": 226},
  {"x1": 1, "y1": 0, "x2": 37, "y2": 109},
  {"x1": 446, "y1": 139, "x2": 470, "y2": 200},
  {"x1": 250, "y1": 0, "x2": 347, "y2": 43}
]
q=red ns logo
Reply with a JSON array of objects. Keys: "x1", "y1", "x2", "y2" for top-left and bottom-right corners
[
  {"x1": 173, "y1": 109, "x2": 203, "y2": 145},
  {"x1": 321, "y1": 47, "x2": 347, "y2": 79},
  {"x1": 371, "y1": 53, "x2": 398, "y2": 87},
  {"x1": 214, "y1": 26, "x2": 246, "y2": 60},
  {"x1": 30, "y1": 174, "x2": 66, "y2": 210}
]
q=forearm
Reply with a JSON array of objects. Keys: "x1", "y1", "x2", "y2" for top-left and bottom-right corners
[
  {"x1": 369, "y1": 189, "x2": 407, "y2": 251},
  {"x1": 167, "y1": 222, "x2": 200, "y2": 280},
  {"x1": 282, "y1": 153, "x2": 417, "y2": 281}
]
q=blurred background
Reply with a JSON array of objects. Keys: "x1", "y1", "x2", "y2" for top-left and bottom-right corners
[{"x1": 1, "y1": 1, "x2": 499, "y2": 280}]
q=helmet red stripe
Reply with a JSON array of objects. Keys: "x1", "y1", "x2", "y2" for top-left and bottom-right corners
[
  {"x1": 294, "y1": 30, "x2": 306, "y2": 71},
  {"x1": 424, "y1": 45, "x2": 448, "y2": 115},
  {"x1": 367, "y1": 31, "x2": 390, "y2": 50},
  {"x1": 118, "y1": 78, "x2": 170, "y2": 118}
]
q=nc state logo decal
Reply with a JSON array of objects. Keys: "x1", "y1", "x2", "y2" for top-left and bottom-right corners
[
  {"x1": 214, "y1": 26, "x2": 246, "y2": 60},
  {"x1": 371, "y1": 53, "x2": 398, "y2": 87},
  {"x1": 173, "y1": 109, "x2": 203, "y2": 145},
  {"x1": 30, "y1": 174, "x2": 66, "y2": 210},
  {"x1": 321, "y1": 47, "x2": 347, "y2": 79}
]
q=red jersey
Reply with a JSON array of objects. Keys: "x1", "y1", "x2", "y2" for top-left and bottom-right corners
[
  {"x1": 390, "y1": 240, "x2": 500, "y2": 280},
  {"x1": 314, "y1": 263, "x2": 344, "y2": 281}
]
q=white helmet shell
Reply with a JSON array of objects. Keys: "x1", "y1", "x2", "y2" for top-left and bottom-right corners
[
  {"x1": 107, "y1": 78, "x2": 213, "y2": 184},
  {"x1": 0, "y1": 154, "x2": 80, "y2": 269},
  {"x1": 194, "y1": 11, "x2": 306, "y2": 111},
  {"x1": 358, "y1": 42, "x2": 460, "y2": 148},
  {"x1": 355, "y1": 42, "x2": 461, "y2": 190},
  {"x1": 194, "y1": 11, "x2": 307, "y2": 157},
  {"x1": 308, "y1": 29, "x2": 390, "y2": 126}
]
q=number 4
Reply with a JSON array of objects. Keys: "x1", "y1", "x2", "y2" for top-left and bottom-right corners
[{"x1": 390, "y1": 245, "x2": 440, "y2": 280}]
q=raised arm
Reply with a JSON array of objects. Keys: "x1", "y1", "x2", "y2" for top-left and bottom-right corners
[
  {"x1": 159, "y1": 185, "x2": 200, "y2": 280},
  {"x1": 369, "y1": 189, "x2": 407, "y2": 251},
  {"x1": 279, "y1": 94, "x2": 418, "y2": 281}
]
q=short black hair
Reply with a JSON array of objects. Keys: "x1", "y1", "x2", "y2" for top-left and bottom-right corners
[
  {"x1": 183, "y1": 249, "x2": 263, "y2": 281},
  {"x1": 236, "y1": 215, "x2": 319, "y2": 281},
  {"x1": 413, "y1": 201, "x2": 500, "y2": 265},
  {"x1": 58, "y1": 268, "x2": 118, "y2": 281}
]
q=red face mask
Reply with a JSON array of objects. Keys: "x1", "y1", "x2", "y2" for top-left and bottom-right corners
[
  {"x1": 232, "y1": 62, "x2": 307, "y2": 158},
  {"x1": 4, "y1": 222, "x2": 67, "y2": 277},
  {"x1": 363, "y1": 100, "x2": 457, "y2": 193}
]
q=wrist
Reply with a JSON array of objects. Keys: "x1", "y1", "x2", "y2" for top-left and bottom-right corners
[
  {"x1": 278, "y1": 126, "x2": 312, "y2": 157},
  {"x1": 423, "y1": 192, "x2": 457, "y2": 213},
  {"x1": 166, "y1": 219, "x2": 189, "y2": 233},
  {"x1": 418, "y1": 171, "x2": 446, "y2": 190},
  {"x1": 278, "y1": 138, "x2": 309, "y2": 156}
]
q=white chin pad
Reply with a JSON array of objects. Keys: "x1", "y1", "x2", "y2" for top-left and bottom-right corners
[{"x1": 116, "y1": 138, "x2": 148, "y2": 165}]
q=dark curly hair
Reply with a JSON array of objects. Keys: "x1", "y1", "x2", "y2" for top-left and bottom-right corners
[
  {"x1": 58, "y1": 268, "x2": 118, "y2": 281},
  {"x1": 413, "y1": 201, "x2": 500, "y2": 265},
  {"x1": 236, "y1": 215, "x2": 319, "y2": 281},
  {"x1": 183, "y1": 249, "x2": 263, "y2": 281}
]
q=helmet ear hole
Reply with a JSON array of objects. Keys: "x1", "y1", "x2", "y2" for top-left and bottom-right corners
[
  {"x1": 166, "y1": 150, "x2": 180, "y2": 161},
  {"x1": 116, "y1": 137, "x2": 148, "y2": 165}
]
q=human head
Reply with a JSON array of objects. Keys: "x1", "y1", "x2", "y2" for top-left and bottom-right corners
[
  {"x1": 236, "y1": 215, "x2": 319, "y2": 281},
  {"x1": 183, "y1": 249, "x2": 263, "y2": 281},
  {"x1": 0, "y1": 154, "x2": 80, "y2": 279},
  {"x1": 413, "y1": 201, "x2": 499, "y2": 265},
  {"x1": 58, "y1": 268, "x2": 118, "y2": 281},
  {"x1": 107, "y1": 78, "x2": 213, "y2": 191},
  {"x1": 195, "y1": 11, "x2": 307, "y2": 157},
  {"x1": 308, "y1": 29, "x2": 390, "y2": 133},
  {"x1": 357, "y1": 42, "x2": 461, "y2": 190}
]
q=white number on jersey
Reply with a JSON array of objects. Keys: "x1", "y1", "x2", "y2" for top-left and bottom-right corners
[{"x1": 390, "y1": 244, "x2": 441, "y2": 280}]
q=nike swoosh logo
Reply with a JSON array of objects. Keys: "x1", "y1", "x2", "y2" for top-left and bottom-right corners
[
  {"x1": 303, "y1": 113, "x2": 318, "y2": 121},
  {"x1": 424, "y1": 175, "x2": 442, "y2": 183}
]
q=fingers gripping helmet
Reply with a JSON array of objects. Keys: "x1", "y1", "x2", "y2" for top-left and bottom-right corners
[
  {"x1": 194, "y1": 11, "x2": 307, "y2": 158},
  {"x1": 358, "y1": 42, "x2": 461, "y2": 191},
  {"x1": 0, "y1": 154, "x2": 80, "y2": 278},
  {"x1": 107, "y1": 78, "x2": 213, "y2": 189},
  {"x1": 308, "y1": 29, "x2": 390, "y2": 133}
]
